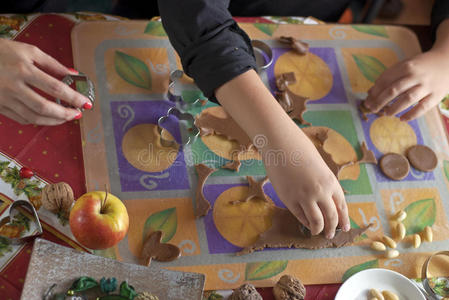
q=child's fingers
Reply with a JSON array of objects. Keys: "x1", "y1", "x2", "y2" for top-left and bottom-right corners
[
  {"x1": 302, "y1": 201, "x2": 324, "y2": 236},
  {"x1": 366, "y1": 64, "x2": 404, "y2": 103},
  {"x1": 366, "y1": 77, "x2": 417, "y2": 113},
  {"x1": 318, "y1": 200, "x2": 338, "y2": 239},
  {"x1": 289, "y1": 204, "x2": 309, "y2": 229},
  {"x1": 400, "y1": 94, "x2": 436, "y2": 121},
  {"x1": 384, "y1": 85, "x2": 428, "y2": 116},
  {"x1": 333, "y1": 193, "x2": 350, "y2": 232}
]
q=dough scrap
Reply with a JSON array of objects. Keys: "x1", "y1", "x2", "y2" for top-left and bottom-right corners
[
  {"x1": 231, "y1": 176, "x2": 270, "y2": 205},
  {"x1": 222, "y1": 159, "x2": 242, "y2": 172},
  {"x1": 195, "y1": 107, "x2": 254, "y2": 150},
  {"x1": 194, "y1": 164, "x2": 216, "y2": 217},
  {"x1": 279, "y1": 36, "x2": 309, "y2": 55},
  {"x1": 238, "y1": 206, "x2": 371, "y2": 255},
  {"x1": 141, "y1": 231, "x2": 180, "y2": 266}
]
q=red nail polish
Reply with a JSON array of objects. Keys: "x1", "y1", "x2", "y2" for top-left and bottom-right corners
[
  {"x1": 83, "y1": 102, "x2": 93, "y2": 110},
  {"x1": 68, "y1": 68, "x2": 79, "y2": 75},
  {"x1": 74, "y1": 112, "x2": 82, "y2": 120}
]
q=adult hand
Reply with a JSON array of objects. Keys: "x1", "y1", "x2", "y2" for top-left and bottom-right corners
[{"x1": 0, "y1": 38, "x2": 92, "y2": 125}]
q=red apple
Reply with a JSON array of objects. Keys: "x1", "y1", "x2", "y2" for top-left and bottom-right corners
[{"x1": 69, "y1": 191, "x2": 129, "y2": 249}]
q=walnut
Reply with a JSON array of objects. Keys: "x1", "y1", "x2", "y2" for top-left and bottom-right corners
[
  {"x1": 228, "y1": 283, "x2": 262, "y2": 300},
  {"x1": 41, "y1": 182, "x2": 74, "y2": 215},
  {"x1": 273, "y1": 275, "x2": 306, "y2": 300}
]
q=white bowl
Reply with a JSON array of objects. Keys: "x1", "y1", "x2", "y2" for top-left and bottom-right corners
[{"x1": 335, "y1": 268, "x2": 425, "y2": 300}]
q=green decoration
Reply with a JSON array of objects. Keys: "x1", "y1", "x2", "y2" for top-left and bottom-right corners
[
  {"x1": 205, "y1": 291, "x2": 223, "y2": 300},
  {"x1": 144, "y1": 21, "x2": 166, "y2": 36},
  {"x1": 114, "y1": 51, "x2": 152, "y2": 90},
  {"x1": 120, "y1": 281, "x2": 138, "y2": 299},
  {"x1": 403, "y1": 198, "x2": 436, "y2": 235},
  {"x1": 444, "y1": 160, "x2": 449, "y2": 181},
  {"x1": 245, "y1": 260, "x2": 288, "y2": 281},
  {"x1": 352, "y1": 25, "x2": 388, "y2": 38},
  {"x1": 0, "y1": 237, "x2": 12, "y2": 258},
  {"x1": 70, "y1": 276, "x2": 99, "y2": 292},
  {"x1": 342, "y1": 259, "x2": 379, "y2": 282},
  {"x1": 142, "y1": 207, "x2": 177, "y2": 243},
  {"x1": 253, "y1": 23, "x2": 278, "y2": 36},
  {"x1": 100, "y1": 277, "x2": 118, "y2": 294},
  {"x1": 352, "y1": 54, "x2": 386, "y2": 83}
]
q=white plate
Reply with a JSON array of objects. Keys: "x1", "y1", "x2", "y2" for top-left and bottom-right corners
[{"x1": 335, "y1": 268, "x2": 425, "y2": 300}]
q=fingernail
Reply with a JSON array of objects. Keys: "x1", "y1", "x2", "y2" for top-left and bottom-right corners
[
  {"x1": 68, "y1": 68, "x2": 79, "y2": 75},
  {"x1": 344, "y1": 224, "x2": 350, "y2": 232},
  {"x1": 83, "y1": 102, "x2": 93, "y2": 110},
  {"x1": 326, "y1": 232, "x2": 335, "y2": 239},
  {"x1": 74, "y1": 112, "x2": 82, "y2": 120}
]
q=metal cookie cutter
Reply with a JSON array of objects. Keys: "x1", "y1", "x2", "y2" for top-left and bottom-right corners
[
  {"x1": 167, "y1": 70, "x2": 203, "y2": 109},
  {"x1": 252, "y1": 40, "x2": 274, "y2": 72},
  {"x1": 56, "y1": 72, "x2": 95, "y2": 109},
  {"x1": 157, "y1": 107, "x2": 200, "y2": 147},
  {"x1": 0, "y1": 200, "x2": 43, "y2": 245},
  {"x1": 421, "y1": 251, "x2": 449, "y2": 299}
]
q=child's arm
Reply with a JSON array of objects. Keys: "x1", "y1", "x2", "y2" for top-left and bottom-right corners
[
  {"x1": 158, "y1": 0, "x2": 350, "y2": 238},
  {"x1": 364, "y1": 18, "x2": 449, "y2": 121},
  {"x1": 216, "y1": 69, "x2": 350, "y2": 238}
]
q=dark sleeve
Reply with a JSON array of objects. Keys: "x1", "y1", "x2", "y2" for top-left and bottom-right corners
[
  {"x1": 158, "y1": 0, "x2": 257, "y2": 100},
  {"x1": 431, "y1": 0, "x2": 449, "y2": 35}
]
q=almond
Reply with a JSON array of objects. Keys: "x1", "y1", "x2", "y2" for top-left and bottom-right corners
[
  {"x1": 385, "y1": 249, "x2": 399, "y2": 258},
  {"x1": 413, "y1": 233, "x2": 421, "y2": 248},
  {"x1": 370, "y1": 241, "x2": 386, "y2": 252},
  {"x1": 391, "y1": 210, "x2": 406, "y2": 222},
  {"x1": 382, "y1": 235, "x2": 397, "y2": 249},
  {"x1": 382, "y1": 290, "x2": 399, "y2": 300},
  {"x1": 423, "y1": 226, "x2": 433, "y2": 242},
  {"x1": 370, "y1": 288, "x2": 385, "y2": 300},
  {"x1": 395, "y1": 222, "x2": 406, "y2": 241}
]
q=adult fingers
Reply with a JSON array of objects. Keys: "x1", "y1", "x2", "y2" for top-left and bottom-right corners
[
  {"x1": 7, "y1": 97, "x2": 67, "y2": 126},
  {"x1": 19, "y1": 84, "x2": 81, "y2": 121},
  {"x1": 318, "y1": 199, "x2": 338, "y2": 239},
  {"x1": 0, "y1": 106, "x2": 29, "y2": 125},
  {"x1": 301, "y1": 201, "x2": 324, "y2": 236},
  {"x1": 366, "y1": 77, "x2": 418, "y2": 113},
  {"x1": 384, "y1": 85, "x2": 429, "y2": 116},
  {"x1": 400, "y1": 94, "x2": 438, "y2": 122},
  {"x1": 26, "y1": 66, "x2": 90, "y2": 109},
  {"x1": 28, "y1": 44, "x2": 75, "y2": 77}
]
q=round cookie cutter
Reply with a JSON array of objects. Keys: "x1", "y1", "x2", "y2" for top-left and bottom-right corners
[
  {"x1": 251, "y1": 40, "x2": 273, "y2": 72},
  {"x1": 421, "y1": 251, "x2": 449, "y2": 299},
  {"x1": 56, "y1": 72, "x2": 95, "y2": 109}
]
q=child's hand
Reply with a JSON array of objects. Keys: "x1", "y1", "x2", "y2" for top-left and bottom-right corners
[
  {"x1": 261, "y1": 127, "x2": 350, "y2": 239},
  {"x1": 364, "y1": 48, "x2": 449, "y2": 121}
]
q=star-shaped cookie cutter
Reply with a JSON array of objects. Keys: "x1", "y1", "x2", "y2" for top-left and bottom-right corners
[
  {"x1": 55, "y1": 72, "x2": 95, "y2": 110},
  {"x1": 167, "y1": 69, "x2": 204, "y2": 110},
  {"x1": 157, "y1": 107, "x2": 200, "y2": 147}
]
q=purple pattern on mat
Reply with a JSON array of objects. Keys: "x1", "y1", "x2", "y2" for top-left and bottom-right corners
[
  {"x1": 267, "y1": 47, "x2": 347, "y2": 104},
  {"x1": 203, "y1": 182, "x2": 285, "y2": 254},
  {"x1": 358, "y1": 103, "x2": 434, "y2": 182},
  {"x1": 110, "y1": 100, "x2": 190, "y2": 191}
]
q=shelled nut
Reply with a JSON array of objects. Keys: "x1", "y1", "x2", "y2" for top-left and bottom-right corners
[
  {"x1": 370, "y1": 241, "x2": 386, "y2": 252},
  {"x1": 385, "y1": 249, "x2": 399, "y2": 258},
  {"x1": 382, "y1": 235, "x2": 397, "y2": 249},
  {"x1": 395, "y1": 223, "x2": 406, "y2": 241},
  {"x1": 369, "y1": 288, "x2": 384, "y2": 300},
  {"x1": 422, "y1": 226, "x2": 433, "y2": 242},
  {"x1": 413, "y1": 234, "x2": 421, "y2": 248},
  {"x1": 391, "y1": 210, "x2": 407, "y2": 222},
  {"x1": 382, "y1": 290, "x2": 399, "y2": 300}
]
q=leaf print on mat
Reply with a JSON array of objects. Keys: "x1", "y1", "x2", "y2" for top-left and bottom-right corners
[
  {"x1": 342, "y1": 259, "x2": 378, "y2": 282},
  {"x1": 352, "y1": 25, "x2": 388, "y2": 38},
  {"x1": 402, "y1": 198, "x2": 436, "y2": 235},
  {"x1": 254, "y1": 23, "x2": 278, "y2": 36},
  {"x1": 114, "y1": 51, "x2": 152, "y2": 90},
  {"x1": 352, "y1": 54, "x2": 386, "y2": 83},
  {"x1": 142, "y1": 207, "x2": 177, "y2": 243},
  {"x1": 444, "y1": 160, "x2": 449, "y2": 182},
  {"x1": 245, "y1": 260, "x2": 288, "y2": 281},
  {"x1": 144, "y1": 21, "x2": 166, "y2": 36}
]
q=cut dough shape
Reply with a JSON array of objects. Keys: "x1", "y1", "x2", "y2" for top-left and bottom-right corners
[
  {"x1": 222, "y1": 159, "x2": 242, "y2": 172},
  {"x1": 286, "y1": 90, "x2": 311, "y2": 125},
  {"x1": 279, "y1": 36, "x2": 309, "y2": 55},
  {"x1": 406, "y1": 144, "x2": 437, "y2": 172},
  {"x1": 194, "y1": 164, "x2": 216, "y2": 217},
  {"x1": 231, "y1": 176, "x2": 269, "y2": 204},
  {"x1": 237, "y1": 207, "x2": 371, "y2": 255},
  {"x1": 195, "y1": 107, "x2": 254, "y2": 150},
  {"x1": 141, "y1": 231, "x2": 180, "y2": 266},
  {"x1": 379, "y1": 153, "x2": 410, "y2": 180},
  {"x1": 359, "y1": 141, "x2": 378, "y2": 164}
]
